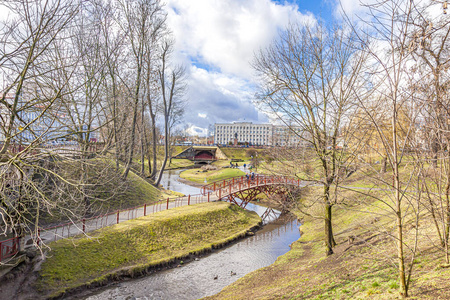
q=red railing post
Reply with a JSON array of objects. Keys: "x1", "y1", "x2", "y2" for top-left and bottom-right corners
[
  {"x1": 219, "y1": 188, "x2": 222, "y2": 199},
  {"x1": 82, "y1": 219, "x2": 86, "y2": 233},
  {"x1": 144, "y1": 204, "x2": 147, "y2": 216},
  {"x1": 208, "y1": 192, "x2": 210, "y2": 202},
  {"x1": 188, "y1": 195, "x2": 191, "y2": 205},
  {"x1": 298, "y1": 179, "x2": 300, "y2": 186},
  {"x1": 213, "y1": 182, "x2": 216, "y2": 190},
  {"x1": 229, "y1": 184, "x2": 232, "y2": 194},
  {"x1": 117, "y1": 210, "x2": 120, "y2": 224},
  {"x1": 232, "y1": 177, "x2": 235, "y2": 185},
  {"x1": 167, "y1": 197, "x2": 169, "y2": 210}
]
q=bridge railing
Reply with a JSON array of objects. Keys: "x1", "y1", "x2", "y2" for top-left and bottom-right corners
[
  {"x1": 0, "y1": 236, "x2": 19, "y2": 262},
  {"x1": 27, "y1": 190, "x2": 217, "y2": 250},
  {"x1": 201, "y1": 175, "x2": 302, "y2": 196}
]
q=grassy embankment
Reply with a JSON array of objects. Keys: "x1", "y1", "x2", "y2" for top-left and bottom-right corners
[
  {"x1": 180, "y1": 167, "x2": 246, "y2": 184},
  {"x1": 37, "y1": 158, "x2": 171, "y2": 226},
  {"x1": 37, "y1": 202, "x2": 261, "y2": 298},
  {"x1": 205, "y1": 164, "x2": 450, "y2": 299},
  {"x1": 220, "y1": 147, "x2": 261, "y2": 161}
]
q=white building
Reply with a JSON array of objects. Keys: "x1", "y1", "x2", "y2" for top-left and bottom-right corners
[
  {"x1": 214, "y1": 122, "x2": 307, "y2": 147},
  {"x1": 215, "y1": 122, "x2": 271, "y2": 146}
]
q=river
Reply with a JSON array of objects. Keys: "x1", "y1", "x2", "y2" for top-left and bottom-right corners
[{"x1": 84, "y1": 169, "x2": 301, "y2": 300}]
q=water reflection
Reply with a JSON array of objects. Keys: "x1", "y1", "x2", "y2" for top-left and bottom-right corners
[{"x1": 160, "y1": 169, "x2": 201, "y2": 196}]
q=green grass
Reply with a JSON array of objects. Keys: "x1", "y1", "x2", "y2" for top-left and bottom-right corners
[
  {"x1": 180, "y1": 167, "x2": 246, "y2": 183},
  {"x1": 136, "y1": 158, "x2": 195, "y2": 173},
  {"x1": 166, "y1": 158, "x2": 195, "y2": 169},
  {"x1": 120, "y1": 169, "x2": 161, "y2": 206},
  {"x1": 219, "y1": 147, "x2": 265, "y2": 161},
  {"x1": 38, "y1": 202, "x2": 261, "y2": 298}
]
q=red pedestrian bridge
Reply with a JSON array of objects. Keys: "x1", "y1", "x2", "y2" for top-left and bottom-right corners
[{"x1": 201, "y1": 174, "x2": 303, "y2": 209}]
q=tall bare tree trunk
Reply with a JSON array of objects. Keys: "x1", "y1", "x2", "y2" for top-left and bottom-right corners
[
  {"x1": 392, "y1": 100, "x2": 408, "y2": 297},
  {"x1": 324, "y1": 184, "x2": 334, "y2": 256}
]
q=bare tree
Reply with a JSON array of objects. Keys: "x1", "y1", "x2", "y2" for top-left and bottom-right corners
[
  {"x1": 142, "y1": 16, "x2": 164, "y2": 180},
  {"x1": 117, "y1": 0, "x2": 166, "y2": 180},
  {"x1": 407, "y1": 3, "x2": 450, "y2": 263},
  {"x1": 55, "y1": 0, "x2": 114, "y2": 215},
  {"x1": 154, "y1": 40, "x2": 186, "y2": 187},
  {"x1": 0, "y1": 0, "x2": 79, "y2": 244},
  {"x1": 99, "y1": 0, "x2": 128, "y2": 171},
  {"x1": 346, "y1": 0, "x2": 425, "y2": 296},
  {"x1": 253, "y1": 22, "x2": 366, "y2": 256}
]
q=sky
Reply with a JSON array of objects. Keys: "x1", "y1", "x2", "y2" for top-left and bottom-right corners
[{"x1": 163, "y1": 0, "x2": 360, "y2": 136}]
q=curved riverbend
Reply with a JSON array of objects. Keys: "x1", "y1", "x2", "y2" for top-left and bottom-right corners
[{"x1": 84, "y1": 170, "x2": 301, "y2": 300}]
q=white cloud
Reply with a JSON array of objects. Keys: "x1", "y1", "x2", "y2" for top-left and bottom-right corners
[
  {"x1": 186, "y1": 125, "x2": 207, "y2": 136},
  {"x1": 166, "y1": 0, "x2": 315, "y2": 79},
  {"x1": 335, "y1": 0, "x2": 366, "y2": 17},
  {"x1": 198, "y1": 113, "x2": 207, "y2": 118}
]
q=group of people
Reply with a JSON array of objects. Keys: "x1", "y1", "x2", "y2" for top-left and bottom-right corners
[
  {"x1": 229, "y1": 161, "x2": 254, "y2": 170},
  {"x1": 229, "y1": 162, "x2": 239, "y2": 168},
  {"x1": 245, "y1": 172, "x2": 255, "y2": 181},
  {"x1": 228, "y1": 161, "x2": 255, "y2": 181}
]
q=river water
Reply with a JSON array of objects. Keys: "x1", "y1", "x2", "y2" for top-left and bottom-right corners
[{"x1": 84, "y1": 169, "x2": 301, "y2": 300}]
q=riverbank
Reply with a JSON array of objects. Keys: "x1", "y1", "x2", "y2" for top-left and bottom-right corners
[
  {"x1": 2, "y1": 202, "x2": 261, "y2": 299},
  {"x1": 205, "y1": 187, "x2": 450, "y2": 299}
]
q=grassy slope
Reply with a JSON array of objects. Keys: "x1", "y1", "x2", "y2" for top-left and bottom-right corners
[
  {"x1": 38, "y1": 202, "x2": 261, "y2": 298},
  {"x1": 219, "y1": 147, "x2": 264, "y2": 161},
  {"x1": 166, "y1": 158, "x2": 195, "y2": 169},
  {"x1": 38, "y1": 159, "x2": 162, "y2": 225},
  {"x1": 180, "y1": 167, "x2": 246, "y2": 184},
  {"x1": 220, "y1": 148, "x2": 249, "y2": 160},
  {"x1": 118, "y1": 170, "x2": 161, "y2": 206},
  {"x1": 206, "y1": 185, "x2": 450, "y2": 299}
]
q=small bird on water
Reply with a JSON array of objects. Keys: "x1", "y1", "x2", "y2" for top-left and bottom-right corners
[
  {"x1": 230, "y1": 271, "x2": 236, "y2": 276},
  {"x1": 214, "y1": 275, "x2": 218, "y2": 280}
]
